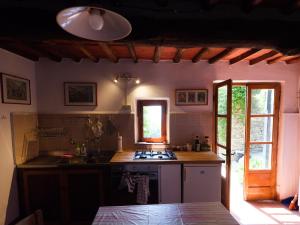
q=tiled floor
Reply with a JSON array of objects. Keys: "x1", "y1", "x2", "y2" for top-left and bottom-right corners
[
  {"x1": 231, "y1": 200, "x2": 300, "y2": 225},
  {"x1": 229, "y1": 163, "x2": 300, "y2": 225}
]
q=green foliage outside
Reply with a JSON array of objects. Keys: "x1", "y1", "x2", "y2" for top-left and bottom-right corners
[
  {"x1": 218, "y1": 86, "x2": 246, "y2": 146},
  {"x1": 143, "y1": 106, "x2": 161, "y2": 138}
]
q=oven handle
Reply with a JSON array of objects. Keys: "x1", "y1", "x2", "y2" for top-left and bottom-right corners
[{"x1": 158, "y1": 165, "x2": 162, "y2": 203}]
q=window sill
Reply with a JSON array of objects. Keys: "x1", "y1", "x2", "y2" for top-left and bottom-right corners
[{"x1": 135, "y1": 142, "x2": 168, "y2": 145}]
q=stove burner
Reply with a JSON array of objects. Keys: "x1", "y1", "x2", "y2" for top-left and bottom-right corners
[{"x1": 134, "y1": 150, "x2": 177, "y2": 160}]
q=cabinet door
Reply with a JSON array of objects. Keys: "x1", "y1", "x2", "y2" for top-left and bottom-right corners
[
  {"x1": 159, "y1": 164, "x2": 181, "y2": 203},
  {"x1": 22, "y1": 170, "x2": 62, "y2": 224},
  {"x1": 183, "y1": 164, "x2": 221, "y2": 203},
  {"x1": 65, "y1": 169, "x2": 103, "y2": 223}
]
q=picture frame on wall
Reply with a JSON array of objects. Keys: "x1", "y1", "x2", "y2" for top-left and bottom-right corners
[
  {"x1": 64, "y1": 82, "x2": 97, "y2": 106},
  {"x1": 1, "y1": 73, "x2": 31, "y2": 105},
  {"x1": 175, "y1": 89, "x2": 208, "y2": 105}
]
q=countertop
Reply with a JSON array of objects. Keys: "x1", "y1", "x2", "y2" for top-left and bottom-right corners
[
  {"x1": 17, "y1": 151, "x2": 224, "y2": 168},
  {"x1": 110, "y1": 151, "x2": 224, "y2": 164}
]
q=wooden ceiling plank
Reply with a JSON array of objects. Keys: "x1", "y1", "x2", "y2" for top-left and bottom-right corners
[
  {"x1": 77, "y1": 45, "x2": 98, "y2": 63},
  {"x1": 42, "y1": 41, "x2": 81, "y2": 62},
  {"x1": 153, "y1": 45, "x2": 161, "y2": 63},
  {"x1": 208, "y1": 48, "x2": 234, "y2": 64},
  {"x1": 127, "y1": 43, "x2": 138, "y2": 63},
  {"x1": 28, "y1": 44, "x2": 62, "y2": 62},
  {"x1": 173, "y1": 48, "x2": 184, "y2": 63},
  {"x1": 192, "y1": 48, "x2": 208, "y2": 63},
  {"x1": 285, "y1": 56, "x2": 300, "y2": 64},
  {"x1": 249, "y1": 50, "x2": 278, "y2": 65},
  {"x1": 229, "y1": 48, "x2": 260, "y2": 65},
  {"x1": 267, "y1": 55, "x2": 285, "y2": 64},
  {"x1": 98, "y1": 43, "x2": 118, "y2": 63}
]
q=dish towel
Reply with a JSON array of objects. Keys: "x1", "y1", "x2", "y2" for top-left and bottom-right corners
[
  {"x1": 118, "y1": 173, "x2": 150, "y2": 204},
  {"x1": 135, "y1": 175, "x2": 150, "y2": 204},
  {"x1": 118, "y1": 172, "x2": 135, "y2": 193}
]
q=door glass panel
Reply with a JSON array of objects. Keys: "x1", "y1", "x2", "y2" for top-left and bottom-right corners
[
  {"x1": 217, "y1": 117, "x2": 227, "y2": 146},
  {"x1": 251, "y1": 89, "x2": 274, "y2": 115},
  {"x1": 217, "y1": 146, "x2": 227, "y2": 177},
  {"x1": 231, "y1": 86, "x2": 246, "y2": 158},
  {"x1": 249, "y1": 144, "x2": 272, "y2": 170},
  {"x1": 218, "y1": 86, "x2": 228, "y2": 115},
  {"x1": 250, "y1": 117, "x2": 273, "y2": 142}
]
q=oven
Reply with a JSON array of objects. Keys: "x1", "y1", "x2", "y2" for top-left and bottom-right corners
[{"x1": 110, "y1": 164, "x2": 159, "y2": 205}]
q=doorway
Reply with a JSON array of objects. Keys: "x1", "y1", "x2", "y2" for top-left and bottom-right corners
[{"x1": 214, "y1": 82, "x2": 281, "y2": 209}]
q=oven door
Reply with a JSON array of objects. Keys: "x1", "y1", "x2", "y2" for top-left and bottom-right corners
[{"x1": 110, "y1": 167, "x2": 158, "y2": 206}]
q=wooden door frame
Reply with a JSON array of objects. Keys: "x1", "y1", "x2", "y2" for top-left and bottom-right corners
[
  {"x1": 244, "y1": 82, "x2": 281, "y2": 200},
  {"x1": 213, "y1": 79, "x2": 232, "y2": 209}
]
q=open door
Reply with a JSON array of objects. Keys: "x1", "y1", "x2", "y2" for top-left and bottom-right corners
[
  {"x1": 213, "y1": 79, "x2": 232, "y2": 209},
  {"x1": 244, "y1": 83, "x2": 280, "y2": 200}
]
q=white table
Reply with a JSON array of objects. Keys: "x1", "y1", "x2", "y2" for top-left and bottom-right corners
[{"x1": 92, "y1": 202, "x2": 240, "y2": 225}]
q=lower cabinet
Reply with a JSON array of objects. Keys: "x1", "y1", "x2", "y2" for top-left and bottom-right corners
[
  {"x1": 18, "y1": 167, "x2": 108, "y2": 225},
  {"x1": 158, "y1": 164, "x2": 181, "y2": 203},
  {"x1": 183, "y1": 164, "x2": 221, "y2": 203}
]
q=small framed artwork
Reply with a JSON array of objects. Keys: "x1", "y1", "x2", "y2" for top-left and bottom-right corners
[
  {"x1": 1, "y1": 73, "x2": 31, "y2": 104},
  {"x1": 64, "y1": 82, "x2": 97, "y2": 106},
  {"x1": 175, "y1": 89, "x2": 208, "y2": 105}
]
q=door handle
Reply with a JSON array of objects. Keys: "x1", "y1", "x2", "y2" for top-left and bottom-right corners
[{"x1": 221, "y1": 152, "x2": 236, "y2": 156}]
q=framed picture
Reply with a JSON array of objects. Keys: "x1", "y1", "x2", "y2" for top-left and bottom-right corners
[
  {"x1": 64, "y1": 82, "x2": 97, "y2": 106},
  {"x1": 1, "y1": 73, "x2": 31, "y2": 104},
  {"x1": 175, "y1": 89, "x2": 208, "y2": 105}
]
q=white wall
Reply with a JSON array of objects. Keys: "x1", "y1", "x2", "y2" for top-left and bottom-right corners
[
  {"x1": 0, "y1": 49, "x2": 36, "y2": 225},
  {"x1": 36, "y1": 58, "x2": 300, "y2": 199}
]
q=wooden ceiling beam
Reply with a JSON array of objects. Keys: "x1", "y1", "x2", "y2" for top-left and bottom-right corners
[
  {"x1": 267, "y1": 55, "x2": 285, "y2": 64},
  {"x1": 249, "y1": 50, "x2": 278, "y2": 65},
  {"x1": 153, "y1": 45, "x2": 161, "y2": 63},
  {"x1": 77, "y1": 45, "x2": 98, "y2": 63},
  {"x1": 0, "y1": 44, "x2": 39, "y2": 61},
  {"x1": 127, "y1": 43, "x2": 138, "y2": 63},
  {"x1": 285, "y1": 56, "x2": 300, "y2": 64},
  {"x1": 208, "y1": 48, "x2": 234, "y2": 64},
  {"x1": 98, "y1": 43, "x2": 118, "y2": 63},
  {"x1": 28, "y1": 44, "x2": 62, "y2": 62},
  {"x1": 229, "y1": 48, "x2": 260, "y2": 65},
  {"x1": 173, "y1": 48, "x2": 184, "y2": 63},
  {"x1": 192, "y1": 48, "x2": 208, "y2": 63}
]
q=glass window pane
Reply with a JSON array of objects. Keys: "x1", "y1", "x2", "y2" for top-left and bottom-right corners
[
  {"x1": 217, "y1": 146, "x2": 226, "y2": 177},
  {"x1": 231, "y1": 86, "x2": 246, "y2": 155},
  {"x1": 249, "y1": 144, "x2": 272, "y2": 170},
  {"x1": 218, "y1": 86, "x2": 227, "y2": 115},
  {"x1": 251, "y1": 89, "x2": 274, "y2": 115},
  {"x1": 250, "y1": 117, "x2": 273, "y2": 142},
  {"x1": 143, "y1": 106, "x2": 162, "y2": 138},
  {"x1": 217, "y1": 117, "x2": 227, "y2": 146}
]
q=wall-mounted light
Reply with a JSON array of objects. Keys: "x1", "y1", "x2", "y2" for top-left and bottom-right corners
[
  {"x1": 113, "y1": 73, "x2": 140, "y2": 113},
  {"x1": 113, "y1": 74, "x2": 140, "y2": 84}
]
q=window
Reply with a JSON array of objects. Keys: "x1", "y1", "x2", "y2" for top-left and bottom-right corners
[{"x1": 137, "y1": 100, "x2": 167, "y2": 143}]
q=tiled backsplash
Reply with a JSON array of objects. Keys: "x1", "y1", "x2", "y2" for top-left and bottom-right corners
[
  {"x1": 12, "y1": 112, "x2": 211, "y2": 162},
  {"x1": 38, "y1": 114, "x2": 135, "y2": 153},
  {"x1": 38, "y1": 112, "x2": 211, "y2": 153}
]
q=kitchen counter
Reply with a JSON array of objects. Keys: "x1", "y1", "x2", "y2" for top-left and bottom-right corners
[
  {"x1": 110, "y1": 151, "x2": 224, "y2": 164},
  {"x1": 17, "y1": 151, "x2": 115, "y2": 168},
  {"x1": 17, "y1": 151, "x2": 224, "y2": 168}
]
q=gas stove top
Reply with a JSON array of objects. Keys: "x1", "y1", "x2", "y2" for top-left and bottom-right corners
[{"x1": 134, "y1": 150, "x2": 177, "y2": 160}]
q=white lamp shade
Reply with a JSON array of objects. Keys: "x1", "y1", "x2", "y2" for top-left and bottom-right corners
[{"x1": 56, "y1": 6, "x2": 132, "y2": 41}]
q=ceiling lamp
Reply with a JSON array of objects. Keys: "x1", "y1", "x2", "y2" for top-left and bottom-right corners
[{"x1": 56, "y1": 6, "x2": 132, "y2": 41}]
